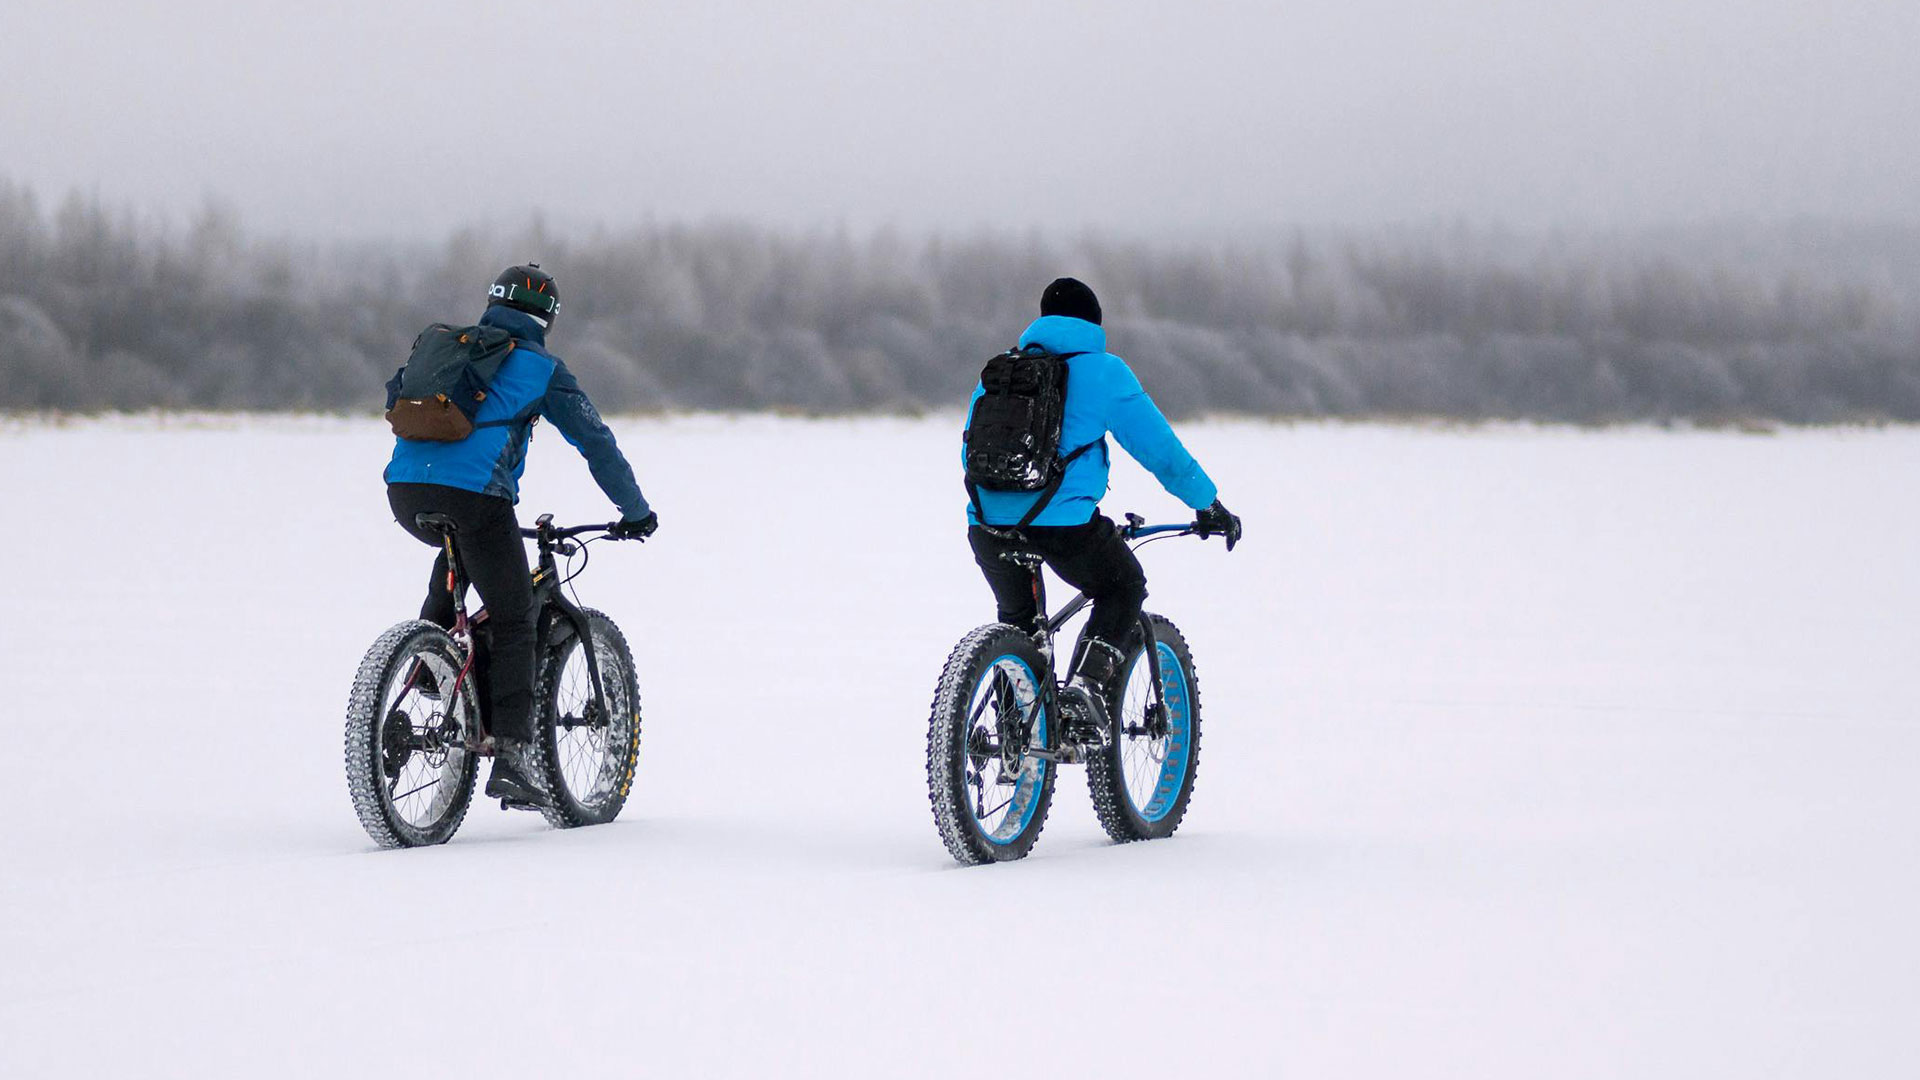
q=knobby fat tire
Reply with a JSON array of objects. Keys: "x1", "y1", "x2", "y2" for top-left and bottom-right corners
[
  {"x1": 1086, "y1": 614, "x2": 1202, "y2": 843},
  {"x1": 345, "y1": 620, "x2": 480, "y2": 848},
  {"x1": 531, "y1": 609, "x2": 642, "y2": 829},
  {"x1": 926, "y1": 623, "x2": 1058, "y2": 865}
]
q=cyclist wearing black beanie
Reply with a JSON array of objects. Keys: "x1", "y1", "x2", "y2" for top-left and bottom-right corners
[{"x1": 962, "y1": 277, "x2": 1242, "y2": 740}]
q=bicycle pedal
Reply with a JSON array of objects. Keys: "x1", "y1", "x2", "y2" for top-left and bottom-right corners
[
  {"x1": 498, "y1": 796, "x2": 545, "y2": 812},
  {"x1": 1061, "y1": 727, "x2": 1109, "y2": 751}
]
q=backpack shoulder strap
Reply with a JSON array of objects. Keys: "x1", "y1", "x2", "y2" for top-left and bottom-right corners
[
  {"x1": 472, "y1": 393, "x2": 543, "y2": 431},
  {"x1": 1010, "y1": 438, "x2": 1103, "y2": 530}
]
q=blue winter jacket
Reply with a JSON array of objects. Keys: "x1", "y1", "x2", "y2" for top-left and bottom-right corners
[
  {"x1": 384, "y1": 307, "x2": 651, "y2": 520},
  {"x1": 964, "y1": 315, "x2": 1216, "y2": 527}
]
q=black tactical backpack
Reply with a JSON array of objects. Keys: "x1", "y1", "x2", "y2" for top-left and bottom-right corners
[
  {"x1": 963, "y1": 345, "x2": 1099, "y2": 528},
  {"x1": 384, "y1": 323, "x2": 518, "y2": 442}
]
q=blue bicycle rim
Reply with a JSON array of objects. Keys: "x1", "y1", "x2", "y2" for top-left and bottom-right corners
[
  {"x1": 1125, "y1": 642, "x2": 1192, "y2": 823},
  {"x1": 975, "y1": 654, "x2": 1048, "y2": 845}
]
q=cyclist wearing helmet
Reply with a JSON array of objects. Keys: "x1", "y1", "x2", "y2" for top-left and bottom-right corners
[{"x1": 384, "y1": 263, "x2": 657, "y2": 807}]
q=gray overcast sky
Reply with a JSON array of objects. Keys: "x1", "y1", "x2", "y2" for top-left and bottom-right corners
[{"x1": 4, "y1": 0, "x2": 1917, "y2": 239}]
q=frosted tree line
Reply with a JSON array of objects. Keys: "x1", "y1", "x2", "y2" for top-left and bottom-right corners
[{"x1": 2, "y1": 180, "x2": 1915, "y2": 422}]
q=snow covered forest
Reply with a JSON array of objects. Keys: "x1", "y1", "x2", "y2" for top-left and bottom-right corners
[{"x1": 3, "y1": 180, "x2": 1916, "y2": 422}]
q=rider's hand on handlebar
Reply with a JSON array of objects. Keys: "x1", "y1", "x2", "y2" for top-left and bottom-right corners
[
  {"x1": 1193, "y1": 499, "x2": 1242, "y2": 551},
  {"x1": 610, "y1": 511, "x2": 658, "y2": 541}
]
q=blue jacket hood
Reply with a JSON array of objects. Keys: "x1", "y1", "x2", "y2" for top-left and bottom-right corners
[
  {"x1": 479, "y1": 305, "x2": 549, "y2": 347},
  {"x1": 1018, "y1": 315, "x2": 1105, "y2": 356}
]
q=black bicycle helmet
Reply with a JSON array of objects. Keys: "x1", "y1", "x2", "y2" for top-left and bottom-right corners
[{"x1": 487, "y1": 263, "x2": 560, "y2": 323}]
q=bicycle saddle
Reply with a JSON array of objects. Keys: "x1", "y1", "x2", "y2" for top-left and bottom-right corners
[{"x1": 414, "y1": 512, "x2": 458, "y2": 535}]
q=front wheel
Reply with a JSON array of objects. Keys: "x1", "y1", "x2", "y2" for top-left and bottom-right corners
[
  {"x1": 532, "y1": 608, "x2": 641, "y2": 828},
  {"x1": 926, "y1": 624, "x2": 1057, "y2": 865},
  {"x1": 344, "y1": 620, "x2": 480, "y2": 848},
  {"x1": 1087, "y1": 614, "x2": 1201, "y2": 842}
]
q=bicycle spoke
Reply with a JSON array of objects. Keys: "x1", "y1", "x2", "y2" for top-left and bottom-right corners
[
  {"x1": 544, "y1": 637, "x2": 628, "y2": 809},
  {"x1": 394, "y1": 776, "x2": 442, "y2": 802},
  {"x1": 967, "y1": 684, "x2": 999, "y2": 729}
]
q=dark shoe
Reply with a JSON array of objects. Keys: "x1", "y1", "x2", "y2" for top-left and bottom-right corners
[
  {"x1": 1060, "y1": 639, "x2": 1126, "y2": 747},
  {"x1": 1058, "y1": 684, "x2": 1109, "y2": 748},
  {"x1": 1072, "y1": 638, "x2": 1126, "y2": 698},
  {"x1": 485, "y1": 739, "x2": 551, "y2": 807}
]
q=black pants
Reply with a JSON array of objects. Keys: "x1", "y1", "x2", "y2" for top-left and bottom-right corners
[
  {"x1": 387, "y1": 483, "x2": 537, "y2": 742},
  {"x1": 969, "y1": 513, "x2": 1147, "y2": 651}
]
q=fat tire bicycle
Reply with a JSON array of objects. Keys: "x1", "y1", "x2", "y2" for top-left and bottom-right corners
[
  {"x1": 926, "y1": 514, "x2": 1211, "y2": 865},
  {"x1": 345, "y1": 513, "x2": 643, "y2": 848}
]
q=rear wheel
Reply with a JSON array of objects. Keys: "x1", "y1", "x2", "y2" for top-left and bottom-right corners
[
  {"x1": 532, "y1": 609, "x2": 641, "y2": 828},
  {"x1": 344, "y1": 620, "x2": 480, "y2": 848},
  {"x1": 927, "y1": 624, "x2": 1056, "y2": 864},
  {"x1": 1088, "y1": 614, "x2": 1201, "y2": 842}
]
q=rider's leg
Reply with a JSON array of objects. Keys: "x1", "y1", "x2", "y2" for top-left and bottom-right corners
[
  {"x1": 1024, "y1": 514, "x2": 1147, "y2": 740},
  {"x1": 389, "y1": 484, "x2": 458, "y2": 626},
  {"x1": 1027, "y1": 513, "x2": 1147, "y2": 669},
  {"x1": 446, "y1": 500, "x2": 536, "y2": 744},
  {"x1": 967, "y1": 525, "x2": 1043, "y2": 633},
  {"x1": 417, "y1": 548, "x2": 457, "y2": 627},
  {"x1": 387, "y1": 483, "x2": 537, "y2": 742}
]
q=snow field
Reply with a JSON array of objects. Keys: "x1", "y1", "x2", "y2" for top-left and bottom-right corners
[{"x1": 1, "y1": 415, "x2": 1916, "y2": 1077}]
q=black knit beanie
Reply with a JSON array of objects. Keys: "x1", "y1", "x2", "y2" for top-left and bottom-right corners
[{"x1": 1040, "y1": 277, "x2": 1102, "y2": 325}]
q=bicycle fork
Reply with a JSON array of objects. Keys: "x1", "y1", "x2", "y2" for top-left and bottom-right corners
[{"x1": 543, "y1": 601, "x2": 612, "y2": 732}]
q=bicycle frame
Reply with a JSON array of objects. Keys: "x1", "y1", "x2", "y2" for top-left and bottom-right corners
[
  {"x1": 402, "y1": 514, "x2": 618, "y2": 749},
  {"x1": 1001, "y1": 513, "x2": 1199, "y2": 758}
]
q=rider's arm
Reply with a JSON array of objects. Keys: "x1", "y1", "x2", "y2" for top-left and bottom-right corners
[
  {"x1": 540, "y1": 361, "x2": 652, "y2": 520},
  {"x1": 1104, "y1": 356, "x2": 1218, "y2": 510},
  {"x1": 961, "y1": 382, "x2": 985, "y2": 463}
]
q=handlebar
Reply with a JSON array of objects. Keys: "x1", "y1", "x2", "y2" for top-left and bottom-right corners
[
  {"x1": 520, "y1": 514, "x2": 622, "y2": 542},
  {"x1": 519, "y1": 523, "x2": 616, "y2": 541}
]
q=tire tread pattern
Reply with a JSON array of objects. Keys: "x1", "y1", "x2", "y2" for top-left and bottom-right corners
[
  {"x1": 926, "y1": 623, "x2": 1056, "y2": 865},
  {"x1": 531, "y1": 609, "x2": 641, "y2": 829},
  {"x1": 1086, "y1": 614, "x2": 1202, "y2": 843},
  {"x1": 344, "y1": 620, "x2": 478, "y2": 848}
]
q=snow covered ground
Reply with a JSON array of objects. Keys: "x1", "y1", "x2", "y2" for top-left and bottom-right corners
[{"x1": 2, "y1": 414, "x2": 1916, "y2": 1078}]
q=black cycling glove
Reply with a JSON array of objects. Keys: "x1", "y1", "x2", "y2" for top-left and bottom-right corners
[
  {"x1": 610, "y1": 512, "x2": 658, "y2": 541},
  {"x1": 1193, "y1": 500, "x2": 1242, "y2": 551}
]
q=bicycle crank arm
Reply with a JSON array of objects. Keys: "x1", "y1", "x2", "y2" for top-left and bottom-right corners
[{"x1": 1023, "y1": 745, "x2": 1094, "y2": 765}]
